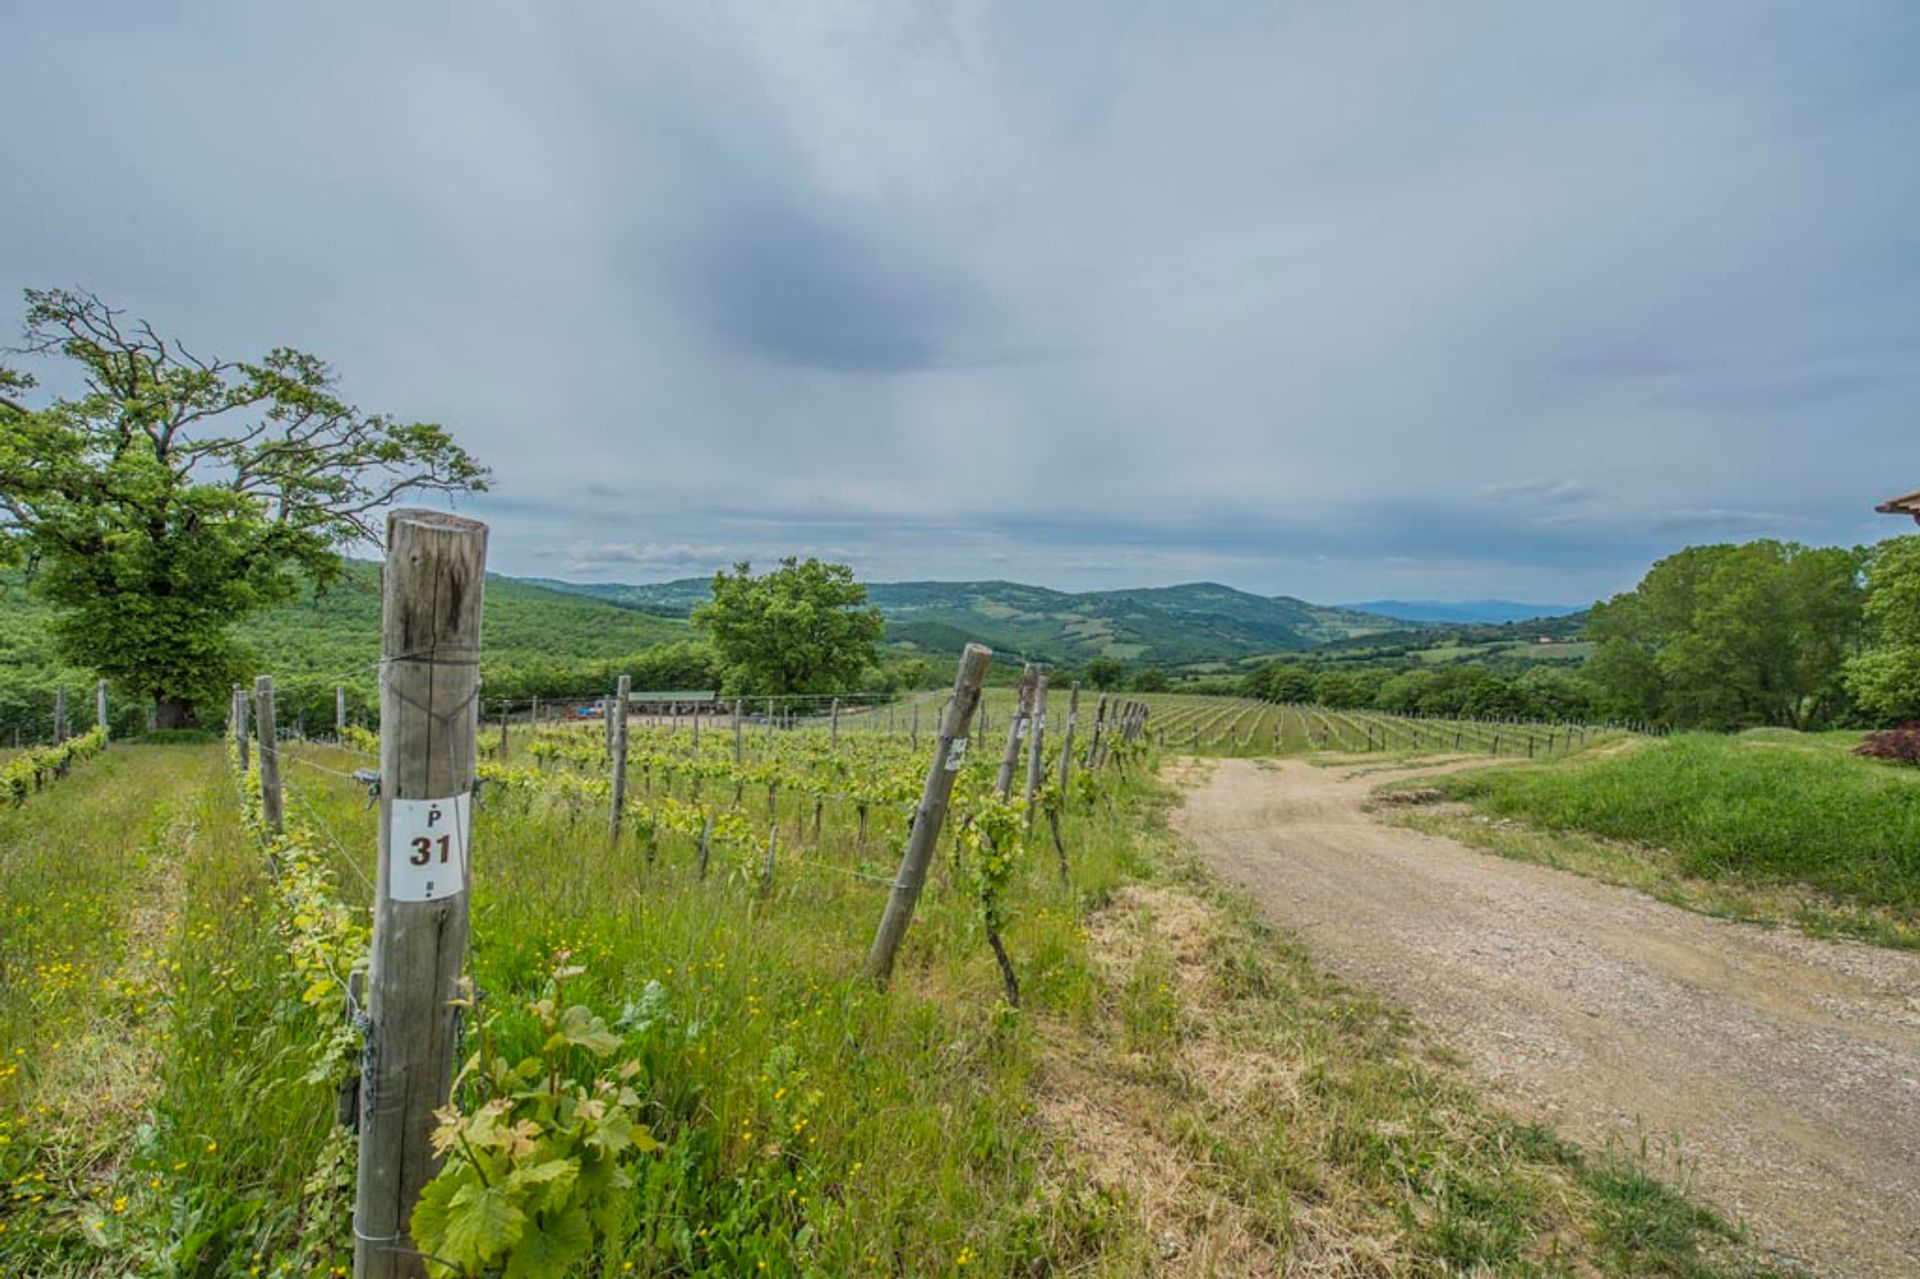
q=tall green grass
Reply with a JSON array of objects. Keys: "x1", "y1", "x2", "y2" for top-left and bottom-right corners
[{"x1": 1430, "y1": 734, "x2": 1920, "y2": 911}]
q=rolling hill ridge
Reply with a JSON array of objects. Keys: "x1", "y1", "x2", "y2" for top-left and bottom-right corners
[{"x1": 531, "y1": 576, "x2": 1405, "y2": 666}]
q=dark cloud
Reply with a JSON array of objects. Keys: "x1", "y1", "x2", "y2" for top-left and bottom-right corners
[{"x1": 673, "y1": 203, "x2": 990, "y2": 374}]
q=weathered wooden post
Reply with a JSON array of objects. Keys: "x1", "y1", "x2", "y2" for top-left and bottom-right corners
[
  {"x1": 1086, "y1": 695, "x2": 1107, "y2": 767},
  {"x1": 733, "y1": 699, "x2": 744, "y2": 764},
  {"x1": 830, "y1": 697, "x2": 840, "y2": 749},
  {"x1": 608, "y1": 675, "x2": 631, "y2": 843},
  {"x1": 911, "y1": 701, "x2": 920, "y2": 751},
  {"x1": 865, "y1": 644, "x2": 992, "y2": 988},
  {"x1": 1024, "y1": 672, "x2": 1049, "y2": 826},
  {"x1": 255, "y1": 675, "x2": 283, "y2": 837},
  {"x1": 354, "y1": 510, "x2": 487, "y2": 1279},
  {"x1": 760, "y1": 821, "x2": 779, "y2": 895},
  {"x1": 336, "y1": 686, "x2": 348, "y2": 738},
  {"x1": 232, "y1": 683, "x2": 250, "y2": 773},
  {"x1": 1057, "y1": 683, "x2": 1080, "y2": 792},
  {"x1": 53, "y1": 686, "x2": 67, "y2": 744},
  {"x1": 996, "y1": 664, "x2": 1039, "y2": 799},
  {"x1": 499, "y1": 702, "x2": 509, "y2": 758},
  {"x1": 95, "y1": 679, "x2": 108, "y2": 743}
]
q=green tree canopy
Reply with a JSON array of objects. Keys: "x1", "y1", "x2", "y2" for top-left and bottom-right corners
[
  {"x1": 1081, "y1": 656, "x2": 1125, "y2": 691},
  {"x1": 1845, "y1": 536, "x2": 1920, "y2": 722},
  {"x1": 1587, "y1": 540, "x2": 1865, "y2": 729},
  {"x1": 0, "y1": 289, "x2": 489, "y2": 724},
  {"x1": 1131, "y1": 667, "x2": 1169, "y2": 692},
  {"x1": 1243, "y1": 660, "x2": 1317, "y2": 702},
  {"x1": 692, "y1": 557, "x2": 884, "y2": 696}
]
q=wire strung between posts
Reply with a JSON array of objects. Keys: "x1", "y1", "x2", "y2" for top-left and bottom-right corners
[
  {"x1": 281, "y1": 770, "x2": 377, "y2": 897},
  {"x1": 282, "y1": 751, "x2": 371, "y2": 783}
]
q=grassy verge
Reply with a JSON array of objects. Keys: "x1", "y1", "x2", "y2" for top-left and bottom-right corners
[{"x1": 1389, "y1": 732, "x2": 1920, "y2": 948}]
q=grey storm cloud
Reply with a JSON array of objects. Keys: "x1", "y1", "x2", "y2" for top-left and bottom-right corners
[
  {"x1": 673, "y1": 203, "x2": 991, "y2": 374},
  {"x1": 3, "y1": 1, "x2": 1917, "y2": 604}
]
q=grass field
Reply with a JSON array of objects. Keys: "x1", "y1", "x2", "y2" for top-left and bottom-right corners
[
  {"x1": 0, "y1": 725, "x2": 1795, "y2": 1275},
  {"x1": 1400, "y1": 730, "x2": 1920, "y2": 947}
]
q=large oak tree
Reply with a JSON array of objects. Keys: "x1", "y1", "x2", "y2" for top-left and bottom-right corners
[{"x1": 0, "y1": 289, "x2": 489, "y2": 726}]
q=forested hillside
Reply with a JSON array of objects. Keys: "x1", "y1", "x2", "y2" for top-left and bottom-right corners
[{"x1": 538, "y1": 576, "x2": 1402, "y2": 664}]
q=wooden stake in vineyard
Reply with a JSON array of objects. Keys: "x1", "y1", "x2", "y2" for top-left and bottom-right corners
[
  {"x1": 255, "y1": 674, "x2": 283, "y2": 836},
  {"x1": 1024, "y1": 671, "x2": 1049, "y2": 827},
  {"x1": 53, "y1": 685, "x2": 66, "y2": 744},
  {"x1": 95, "y1": 679, "x2": 107, "y2": 744},
  {"x1": 337, "y1": 686, "x2": 348, "y2": 738},
  {"x1": 354, "y1": 509, "x2": 488, "y2": 1279},
  {"x1": 865, "y1": 643, "x2": 992, "y2": 989},
  {"x1": 1085, "y1": 694, "x2": 1107, "y2": 768},
  {"x1": 608, "y1": 675, "x2": 631, "y2": 843},
  {"x1": 232, "y1": 683, "x2": 250, "y2": 773},
  {"x1": 1057, "y1": 683, "x2": 1080, "y2": 793},
  {"x1": 996, "y1": 663, "x2": 1040, "y2": 798}
]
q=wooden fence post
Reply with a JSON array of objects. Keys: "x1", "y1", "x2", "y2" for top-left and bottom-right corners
[
  {"x1": 1024, "y1": 672, "x2": 1049, "y2": 826},
  {"x1": 609, "y1": 675, "x2": 631, "y2": 843},
  {"x1": 255, "y1": 675, "x2": 283, "y2": 837},
  {"x1": 996, "y1": 664, "x2": 1039, "y2": 799},
  {"x1": 354, "y1": 509, "x2": 487, "y2": 1279},
  {"x1": 733, "y1": 699, "x2": 744, "y2": 764},
  {"x1": 865, "y1": 644, "x2": 992, "y2": 988},
  {"x1": 53, "y1": 686, "x2": 67, "y2": 744},
  {"x1": 1086, "y1": 695, "x2": 1107, "y2": 767},
  {"x1": 830, "y1": 697, "x2": 840, "y2": 748},
  {"x1": 911, "y1": 701, "x2": 920, "y2": 751},
  {"x1": 232, "y1": 684, "x2": 250, "y2": 773},
  {"x1": 336, "y1": 686, "x2": 348, "y2": 738},
  {"x1": 1056, "y1": 683, "x2": 1080, "y2": 792},
  {"x1": 96, "y1": 679, "x2": 108, "y2": 743}
]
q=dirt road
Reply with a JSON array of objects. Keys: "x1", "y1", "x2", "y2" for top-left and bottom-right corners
[{"x1": 1171, "y1": 757, "x2": 1920, "y2": 1279}]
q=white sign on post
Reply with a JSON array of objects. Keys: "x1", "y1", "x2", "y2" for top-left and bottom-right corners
[
  {"x1": 389, "y1": 793, "x2": 470, "y2": 902},
  {"x1": 944, "y1": 736, "x2": 969, "y2": 770}
]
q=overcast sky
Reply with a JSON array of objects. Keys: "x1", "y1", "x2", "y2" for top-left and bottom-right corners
[{"x1": 4, "y1": 3, "x2": 1916, "y2": 604}]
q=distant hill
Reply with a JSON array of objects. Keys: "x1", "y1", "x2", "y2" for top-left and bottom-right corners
[
  {"x1": 536, "y1": 575, "x2": 1403, "y2": 665},
  {"x1": 1310, "y1": 610, "x2": 1592, "y2": 671},
  {"x1": 1341, "y1": 599, "x2": 1585, "y2": 625}
]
